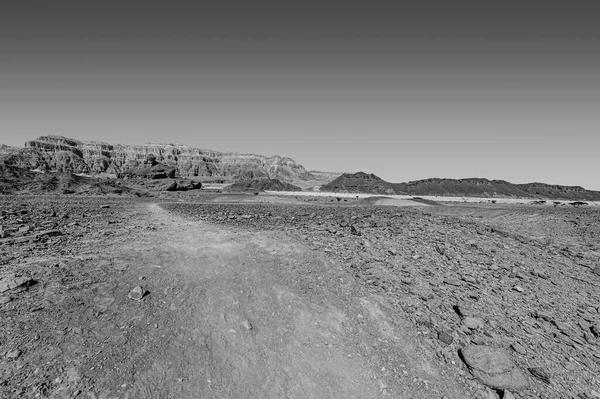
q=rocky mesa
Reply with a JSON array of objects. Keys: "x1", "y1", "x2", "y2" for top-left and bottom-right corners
[{"x1": 1, "y1": 135, "x2": 314, "y2": 183}]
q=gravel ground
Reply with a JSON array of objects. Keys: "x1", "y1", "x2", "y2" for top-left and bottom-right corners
[{"x1": 1, "y1": 195, "x2": 599, "y2": 398}]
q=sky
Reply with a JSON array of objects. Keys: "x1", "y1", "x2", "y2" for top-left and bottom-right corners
[{"x1": 1, "y1": 1, "x2": 599, "y2": 189}]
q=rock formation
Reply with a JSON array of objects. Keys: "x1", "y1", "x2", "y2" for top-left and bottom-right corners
[
  {"x1": 3, "y1": 136, "x2": 313, "y2": 182},
  {"x1": 223, "y1": 178, "x2": 302, "y2": 192},
  {"x1": 321, "y1": 172, "x2": 401, "y2": 195},
  {"x1": 321, "y1": 172, "x2": 600, "y2": 201}
]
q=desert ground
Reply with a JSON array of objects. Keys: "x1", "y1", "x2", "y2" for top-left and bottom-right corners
[{"x1": 1, "y1": 192, "x2": 599, "y2": 399}]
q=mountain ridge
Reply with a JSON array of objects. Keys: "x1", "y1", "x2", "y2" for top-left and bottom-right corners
[
  {"x1": 322, "y1": 172, "x2": 600, "y2": 201},
  {"x1": 2, "y1": 136, "x2": 598, "y2": 200},
  {"x1": 2, "y1": 135, "x2": 314, "y2": 183}
]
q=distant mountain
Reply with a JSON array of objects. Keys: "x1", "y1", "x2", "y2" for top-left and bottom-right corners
[
  {"x1": 0, "y1": 135, "x2": 314, "y2": 183},
  {"x1": 223, "y1": 178, "x2": 302, "y2": 193},
  {"x1": 321, "y1": 173, "x2": 600, "y2": 201}
]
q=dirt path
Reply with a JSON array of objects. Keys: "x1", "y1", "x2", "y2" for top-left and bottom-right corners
[{"x1": 77, "y1": 203, "x2": 469, "y2": 398}]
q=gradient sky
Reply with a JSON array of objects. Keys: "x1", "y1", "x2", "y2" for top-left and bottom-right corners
[{"x1": 1, "y1": 1, "x2": 599, "y2": 189}]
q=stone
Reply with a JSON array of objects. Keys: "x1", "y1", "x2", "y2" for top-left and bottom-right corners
[
  {"x1": 100, "y1": 205, "x2": 110, "y2": 209},
  {"x1": 510, "y1": 342, "x2": 527, "y2": 355},
  {"x1": 463, "y1": 317, "x2": 484, "y2": 330},
  {"x1": 350, "y1": 225, "x2": 361, "y2": 236},
  {"x1": 460, "y1": 345, "x2": 529, "y2": 391},
  {"x1": 528, "y1": 367, "x2": 551, "y2": 384},
  {"x1": 503, "y1": 391, "x2": 517, "y2": 399},
  {"x1": 5, "y1": 349, "x2": 22, "y2": 359},
  {"x1": 513, "y1": 285, "x2": 524, "y2": 293},
  {"x1": 0, "y1": 276, "x2": 35, "y2": 293},
  {"x1": 127, "y1": 286, "x2": 146, "y2": 301},
  {"x1": 591, "y1": 324, "x2": 599, "y2": 338},
  {"x1": 0, "y1": 296, "x2": 11, "y2": 305},
  {"x1": 438, "y1": 330, "x2": 453, "y2": 345},
  {"x1": 455, "y1": 303, "x2": 474, "y2": 317},
  {"x1": 532, "y1": 311, "x2": 554, "y2": 323},
  {"x1": 242, "y1": 320, "x2": 253, "y2": 331},
  {"x1": 486, "y1": 388, "x2": 499, "y2": 399},
  {"x1": 443, "y1": 278, "x2": 462, "y2": 287},
  {"x1": 531, "y1": 269, "x2": 549, "y2": 279}
]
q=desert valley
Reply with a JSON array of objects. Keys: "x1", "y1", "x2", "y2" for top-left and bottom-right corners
[{"x1": 0, "y1": 136, "x2": 599, "y2": 399}]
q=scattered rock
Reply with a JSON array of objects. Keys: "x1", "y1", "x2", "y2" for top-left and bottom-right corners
[{"x1": 460, "y1": 345, "x2": 529, "y2": 391}]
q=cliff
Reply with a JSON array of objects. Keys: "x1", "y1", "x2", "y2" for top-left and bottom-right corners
[{"x1": 3, "y1": 136, "x2": 313, "y2": 182}]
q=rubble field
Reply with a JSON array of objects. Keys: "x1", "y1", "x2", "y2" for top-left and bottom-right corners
[{"x1": 1, "y1": 195, "x2": 599, "y2": 398}]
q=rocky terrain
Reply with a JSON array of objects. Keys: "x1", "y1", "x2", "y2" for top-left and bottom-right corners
[
  {"x1": 323, "y1": 173, "x2": 600, "y2": 201},
  {"x1": 1, "y1": 193, "x2": 599, "y2": 398},
  {"x1": 0, "y1": 164, "x2": 142, "y2": 196},
  {"x1": 0, "y1": 136, "x2": 314, "y2": 183},
  {"x1": 163, "y1": 200, "x2": 600, "y2": 398}
]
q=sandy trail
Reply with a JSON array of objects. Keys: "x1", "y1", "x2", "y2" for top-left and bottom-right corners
[{"x1": 87, "y1": 203, "x2": 467, "y2": 398}]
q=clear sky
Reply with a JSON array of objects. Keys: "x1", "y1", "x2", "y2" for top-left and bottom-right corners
[{"x1": 1, "y1": 1, "x2": 599, "y2": 189}]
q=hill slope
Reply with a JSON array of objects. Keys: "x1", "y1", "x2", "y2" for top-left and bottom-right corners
[
  {"x1": 223, "y1": 178, "x2": 302, "y2": 192},
  {"x1": 321, "y1": 172, "x2": 398, "y2": 195},
  {"x1": 0, "y1": 164, "x2": 140, "y2": 196},
  {"x1": 322, "y1": 173, "x2": 600, "y2": 201}
]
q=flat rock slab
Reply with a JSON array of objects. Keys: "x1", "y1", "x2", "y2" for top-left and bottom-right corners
[
  {"x1": 461, "y1": 345, "x2": 529, "y2": 391},
  {"x1": 0, "y1": 276, "x2": 35, "y2": 293}
]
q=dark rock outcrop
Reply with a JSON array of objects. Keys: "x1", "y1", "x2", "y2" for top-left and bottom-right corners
[
  {"x1": 321, "y1": 172, "x2": 399, "y2": 195},
  {"x1": 0, "y1": 164, "x2": 141, "y2": 196},
  {"x1": 223, "y1": 178, "x2": 302, "y2": 192}
]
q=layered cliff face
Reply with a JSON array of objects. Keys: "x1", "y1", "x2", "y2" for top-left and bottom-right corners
[{"x1": 10, "y1": 136, "x2": 313, "y2": 182}]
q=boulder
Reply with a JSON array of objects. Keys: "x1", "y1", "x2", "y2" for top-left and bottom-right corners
[{"x1": 460, "y1": 345, "x2": 529, "y2": 391}]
